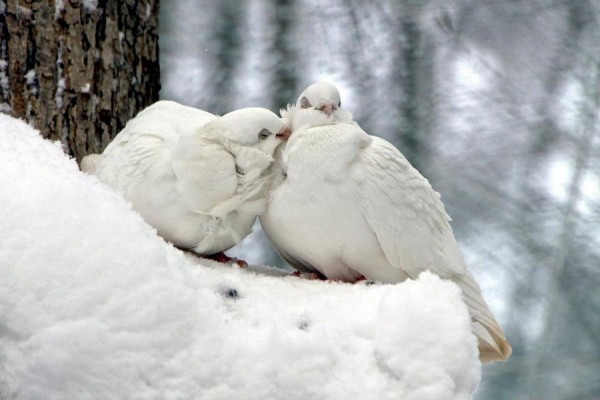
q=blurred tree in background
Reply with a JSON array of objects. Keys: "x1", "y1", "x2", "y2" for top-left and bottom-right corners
[
  {"x1": 269, "y1": 0, "x2": 299, "y2": 111},
  {"x1": 160, "y1": 1, "x2": 600, "y2": 399},
  {"x1": 206, "y1": 0, "x2": 245, "y2": 114}
]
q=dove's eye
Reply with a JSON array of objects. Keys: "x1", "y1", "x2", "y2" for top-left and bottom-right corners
[
  {"x1": 258, "y1": 128, "x2": 271, "y2": 140},
  {"x1": 338, "y1": 101, "x2": 341, "y2": 107},
  {"x1": 300, "y1": 96, "x2": 312, "y2": 109}
]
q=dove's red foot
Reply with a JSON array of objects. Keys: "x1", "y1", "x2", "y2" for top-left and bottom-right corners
[
  {"x1": 292, "y1": 271, "x2": 327, "y2": 280},
  {"x1": 291, "y1": 271, "x2": 369, "y2": 283},
  {"x1": 207, "y1": 252, "x2": 248, "y2": 268}
]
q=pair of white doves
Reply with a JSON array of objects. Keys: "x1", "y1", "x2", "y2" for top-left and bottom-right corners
[{"x1": 81, "y1": 82, "x2": 511, "y2": 363}]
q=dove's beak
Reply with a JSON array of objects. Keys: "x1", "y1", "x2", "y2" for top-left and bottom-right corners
[
  {"x1": 317, "y1": 102, "x2": 336, "y2": 117},
  {"x1": 276, "y1": 126, "x2": 292, "y2": 140}
]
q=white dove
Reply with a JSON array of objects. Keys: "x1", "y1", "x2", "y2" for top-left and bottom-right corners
[
  {"x1": 260, "y1": 82, "x2": 511, "y2": 362},
  {"x1": 82, "y1": 100, "x2": 290, "y2": 261}
]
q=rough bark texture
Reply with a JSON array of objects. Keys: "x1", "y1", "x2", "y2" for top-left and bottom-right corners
[{"x1": 0, "y1": 0, "x2": 160, "y2": 161}]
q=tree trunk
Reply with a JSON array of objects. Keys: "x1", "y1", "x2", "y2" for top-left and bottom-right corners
[{"x1": 0, "y1": 0, "x2": 160, "y2": 162}]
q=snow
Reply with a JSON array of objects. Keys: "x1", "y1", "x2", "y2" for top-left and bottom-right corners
[
  {"x1": 55, "y1": 46, "x2": 65, "y2": 109},
  {"x1": 54, "y1": 78, "x2": 65, "y2": 108},
  {"x1": 54, "y1": 0, "x2": 64, "y2": 19},
  {"x1": 453, "y1": 55, "x2": 494, "y2": 93},
  {"x1": 24, "y1": 69, "x2": 36, "y2": 85},
  {"x1": 25, "y1": 70, "x2": 37, "y2": 102},
  {"x1": 0, "y1": 114, "x2": 481, "y2": 400},
  {"x1": 0, "y1": 60, "x2": 8, "y2": 101},
  {"x1": 554, "y1": 77, "x2": 584, "y2": 134},
  {"x1": 82, "y1": 0, "x2": 98, "y2": 13},
  {"x1": 546, "y1": 154, "x2": 573, "y2": 202}
]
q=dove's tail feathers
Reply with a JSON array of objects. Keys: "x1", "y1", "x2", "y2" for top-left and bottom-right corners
[
  {"x1": 473, "y1": 320, "x2": 512, "y2": 362},
  {"x1": 457, "y1": 275, "x2": 512, "y2": 362},
  {"x1": 81, "y1": 154, "x2": 101, "y2": 174}
]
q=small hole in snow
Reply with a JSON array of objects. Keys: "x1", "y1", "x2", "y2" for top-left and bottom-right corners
[
  {"x1": 219, "y1": 287, "x2": 240, "y2": 301},
  {"x1": 299, "y1": 320, "x2": 309, "y2": 331}
]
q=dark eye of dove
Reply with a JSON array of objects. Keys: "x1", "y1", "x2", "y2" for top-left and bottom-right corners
[
  {"x1": 300, "y1": 96, "x2": 312, "y2": 109},
  {"x1": 258, "y1": 128, "x2": 271, "y2": 140}
]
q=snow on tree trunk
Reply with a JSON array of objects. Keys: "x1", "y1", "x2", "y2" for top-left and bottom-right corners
[{"x1": 0, "y1": 0, "x2": 160, "y2": 161}]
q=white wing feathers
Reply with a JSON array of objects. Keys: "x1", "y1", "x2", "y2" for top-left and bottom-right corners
[
  {"x1": 94, "y1": 132, "x2": 170, "y2": 198},
  {"x1": 355, "y1": 136, "x2": 511, "y2": 362},
  {"x1": 171, "y1": 133, "x2": 238, "y2": 216},
  {"x1": 355, "y1": 137, "x2": 458, "y2": 277}
]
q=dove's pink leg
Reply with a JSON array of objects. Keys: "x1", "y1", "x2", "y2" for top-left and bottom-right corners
[
  {"x1": 207, "y1": 252, "x2": 248, "y2": 268},
  {"x1": 291, "y1": 271, "x2": 367, "y2": 283},
  {"x1": 292, "y1": 271, "x2": 327, "y2": 280}
]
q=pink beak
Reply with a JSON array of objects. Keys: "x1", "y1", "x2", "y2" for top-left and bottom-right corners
[
  {"x1": 276, "y1": 126, "x2": 292, "y2": 140},
  {"x1": 318, "y1": 102, "x2": 335, "y2": 117}
]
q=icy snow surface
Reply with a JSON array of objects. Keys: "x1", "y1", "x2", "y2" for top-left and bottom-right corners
[{"x1": 0, "y1": 114, "x2": 481, "y2": 400}]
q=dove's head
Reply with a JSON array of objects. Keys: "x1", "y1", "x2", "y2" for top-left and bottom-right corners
[
  {"x1": 281, "y1": 82, "x2": 352, "y2": 131},
  {"x1": 296, "y1": 82, "x2": 341, "y2": 117},
  {"x1": 218, "y1": 107, "x2": 291, "y2": 155}
]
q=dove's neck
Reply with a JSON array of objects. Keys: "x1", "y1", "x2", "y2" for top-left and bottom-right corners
[{"x1": 281, "y1": 105, "x2": 354, "y2": 132}]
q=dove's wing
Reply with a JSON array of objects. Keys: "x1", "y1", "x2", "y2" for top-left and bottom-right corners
[
  {"x1": 93, "y1": 101, "x2": 216, "y2": 197},
  {"x1": 354, "y1": 136, "x2": 462, "y2": 278},
  {"x1": 355, "y1": 135, "x2": 511, "y2": 361},
  {"x1": 94, "y1": 131, "x2": 172, "y2": 197},
  {"x1": 170, "y1": 132, "x2": 238, "y2": 216}
]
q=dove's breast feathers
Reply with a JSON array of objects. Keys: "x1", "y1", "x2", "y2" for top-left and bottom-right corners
[{"x1": 283, "y1": 122, "x2": 370, "y2": 182}]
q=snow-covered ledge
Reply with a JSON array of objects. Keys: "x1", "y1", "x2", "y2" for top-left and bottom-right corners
[{"x1": 0, "y1": 114, "x2": 481, "y2": 400}]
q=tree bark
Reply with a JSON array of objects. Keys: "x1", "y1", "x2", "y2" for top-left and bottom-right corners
[{"x1": 0, "y1": 0, "x2": 160, "y2": 161}]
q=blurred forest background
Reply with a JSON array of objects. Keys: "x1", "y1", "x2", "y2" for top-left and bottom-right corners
[{"x1": 159, "y1": 1, "x2": 600, "y2": 399}]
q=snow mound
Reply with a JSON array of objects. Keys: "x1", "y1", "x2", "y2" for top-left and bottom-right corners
[{"x1": 0, "y1": 114, "x2": 481, "y2": 400}]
